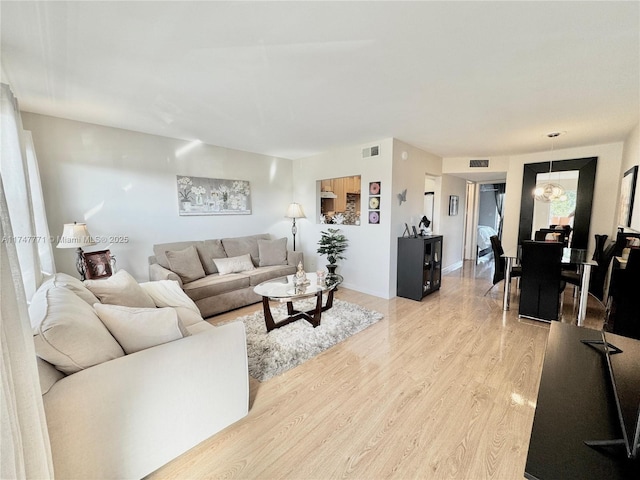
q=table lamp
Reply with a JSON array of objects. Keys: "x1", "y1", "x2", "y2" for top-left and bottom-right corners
[
  {"x1": 285, "y1": 203, "x2": 306, "y2": 251},
  {"x1": 56, "y1": 222, "x2": 96, "y2": 280}
]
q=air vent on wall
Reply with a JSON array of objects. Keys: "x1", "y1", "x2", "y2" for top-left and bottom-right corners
[
  {"x1": 469, "y1": 159, "x2": 489, "y2": 168},
  {"x1": 362, "y1": 145, "x2": 380, "y2": 158}
]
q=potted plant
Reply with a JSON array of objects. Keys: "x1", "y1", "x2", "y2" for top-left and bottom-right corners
[{"x1": 317, "y1": 228, "x2": 348, "y2": 275}]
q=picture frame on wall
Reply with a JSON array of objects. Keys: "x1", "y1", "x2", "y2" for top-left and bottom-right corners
[
  {"x1": 177, "y1": 175, "x2": 251, "y2": 216},
  {"x1": 449, "y1": 195, "x2": 459, "y2": 216},
  {"x1": 618, "y1": 166, "x2": 638, "y2": 228}
]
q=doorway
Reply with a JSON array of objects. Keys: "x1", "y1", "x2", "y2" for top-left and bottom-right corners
[{"x1": 423, "y1": 175, "x2": 438, "y2": 234}]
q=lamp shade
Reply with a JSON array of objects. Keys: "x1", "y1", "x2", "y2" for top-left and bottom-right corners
[
  {"x1": 285, "y1": 203, "x2": 306, "y2": 219},
  {"x1": 56, "y1": 222, "x2": 96, "y2": 249}
]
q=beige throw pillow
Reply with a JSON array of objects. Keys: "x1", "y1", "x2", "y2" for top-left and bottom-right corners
[
  {"x1": 213, "y1": 253, "x2": 256, "y2": 275},
  {"x1": 258, "y1": 237, "x2": 288, "y2": 266},
  {"x1": 50, "y1": 272, "x2": 100, "y2": 305},
  {"x1": 139, "y1": 280, "x2": 204, "y2": 327},
  {"x1": 94, "y1": 304, "x2": 190, "y2": 354},
  {"x1": 30, "y1": 286, "x2": 125, "y2": 374},
  {"x1": 165, "y1": 245, "x2": 206, "y2": 283},
  {"x1": 85, "y1": 270, "x2": 156, "y2": 308}
]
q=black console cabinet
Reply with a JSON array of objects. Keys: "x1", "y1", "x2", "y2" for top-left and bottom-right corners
[
  {"x1": 525, "y1": 323, "x2": 640, "y2": 479},
  {"x1": 397, "y1": 235, "x2": 442, "y2": 301}
]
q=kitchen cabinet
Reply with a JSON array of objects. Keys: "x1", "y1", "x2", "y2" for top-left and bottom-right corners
[
  {"x1": 346, "y1": 176, "x2": 361, "y2": 193},
  {"x1": 333, "y1": 177, "x2": 346, "y2": 212},
  {"x1": 318, "y1": 175, "x2": 362, "y2": 223}
]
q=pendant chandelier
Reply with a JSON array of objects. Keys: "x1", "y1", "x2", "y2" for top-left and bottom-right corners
[{"x1": 533, "y1": 132, "x2": 568, "y2": 203}]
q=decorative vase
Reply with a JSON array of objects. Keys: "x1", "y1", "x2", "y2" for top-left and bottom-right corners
[
  {"x1": 326, "y1": 264, "x2": 338, "y2": 275},
  {"x1": 181, "y1": 201, "x2": 192, "y2": 212}
]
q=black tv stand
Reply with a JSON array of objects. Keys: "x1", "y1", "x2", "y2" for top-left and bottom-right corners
[{"x1": 525, "y1": 323, "x2": 640, "y2": 479}]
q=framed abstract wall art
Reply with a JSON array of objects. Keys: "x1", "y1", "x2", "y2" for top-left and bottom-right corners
[
  {"x1": 369, "y1": 181, "x2": 381, "y2": 224},
  {"x1": 618, "y1": 166, "x2": 637, "y2": 228},
  {"x1": 449, "y1": 195, "x2": 459, "y2": 216},
  {"x1": 177, "y1": 175, "x2": 251, "y2": 216}
]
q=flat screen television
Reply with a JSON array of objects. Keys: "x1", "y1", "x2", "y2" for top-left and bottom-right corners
[{"x1": 583, "y1": 330, "x2": 640, "y2": 459}]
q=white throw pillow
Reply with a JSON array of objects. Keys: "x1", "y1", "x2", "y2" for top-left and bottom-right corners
[
  {"x1": 30, "y1": 286, "x2": 125, "y2": 374},
  {"x1": 213, "y1": 253, "x2": 256, "y2": 275},
  {"x1": 50, "y1": 272, "x2": 100, "y2": 305},
  {"x1": 84, "y1": 270, "x2": 156, "y2": 308},
  {"x1": 139, "y1": 280, "x2": 203, "y2": 327},
  {"x1": 94, "y1": 304, "x2": 190, "y2": 354}
]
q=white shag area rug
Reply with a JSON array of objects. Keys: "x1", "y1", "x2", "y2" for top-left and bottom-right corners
[{"x1": 223, "y1": 299, "x2": 383, "y2": 381}]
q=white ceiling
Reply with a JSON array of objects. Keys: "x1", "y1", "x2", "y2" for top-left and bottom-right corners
[{"x1": 1, "y1": 1, "x2": 638, "y2": 160}]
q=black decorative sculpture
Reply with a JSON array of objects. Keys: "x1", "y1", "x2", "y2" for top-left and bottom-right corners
[{"x1": 419, "y1": 215, "x2": 431, "y2": 235}]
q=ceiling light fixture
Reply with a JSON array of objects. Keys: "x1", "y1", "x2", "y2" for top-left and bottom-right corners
[{"x1": 533, "y1": 132, "x2": 568, "y2": 203}]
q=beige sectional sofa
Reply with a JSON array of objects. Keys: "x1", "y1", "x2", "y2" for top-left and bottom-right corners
[
  {"x1": 149, "y1": 234, "x2": 303, "y2": 317},
  {"x1": 30, "y1": 272, "x2": 249, "y2": 479}
]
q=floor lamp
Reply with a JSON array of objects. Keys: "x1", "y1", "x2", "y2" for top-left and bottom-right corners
[
  {"x1": 285, "y1": 203, "x2": 306, "y2": 251},
  {"x1": 56, "y1": 222, "x2": 96, "y2": 280}
]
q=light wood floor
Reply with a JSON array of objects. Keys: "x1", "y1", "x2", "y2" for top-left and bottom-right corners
[{"x1": 147, "y1": 260, "x2": 606, "y2": 479}]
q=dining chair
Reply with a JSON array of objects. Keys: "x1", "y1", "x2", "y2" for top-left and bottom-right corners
[
  {"x1": 534, "y1": 229, "x2": 579, "y2": 292},
  {"x1": 518, "y1": 240, "x2": 564, "y2": 322},
  {"x1": 534, "y1": 228, "x2": 568, "y2": 246},
  {"x1": 606, "y1": 247, "x2": 640, "y2": 340},
  {"x1": 589, "y1": 234, "x2": 615, "y2": 301},
  {"x1": 484, "y1": 235, "x2": 522, "y2": 296}
]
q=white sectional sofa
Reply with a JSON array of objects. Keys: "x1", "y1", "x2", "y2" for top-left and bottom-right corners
[{"x1": 31, "y1": 272, "x2": 249, "y2": 479}]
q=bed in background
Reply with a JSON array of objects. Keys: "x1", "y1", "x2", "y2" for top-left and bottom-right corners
[{"x1": 477, "y1": 225, "x2": 498, "y2": 262}]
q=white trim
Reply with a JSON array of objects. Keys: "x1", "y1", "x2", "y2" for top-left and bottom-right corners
[{"x1": 442, "y1": 261, "x2": 463, "y2": 274}]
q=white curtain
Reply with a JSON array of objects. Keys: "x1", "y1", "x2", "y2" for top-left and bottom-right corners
[
  {"x1": 0, "y1": 83, "x2": 55, "y2": 299},
  {"x1": 1, "y1": 178, "x2": 54, "y2": 478},
  {"x1": 0, "y1": 83, "x2": 55, "y2": 477}
]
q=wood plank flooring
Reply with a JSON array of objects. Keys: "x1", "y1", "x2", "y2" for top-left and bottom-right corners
[{"x1": 146, "y1": 260, "x2": 606, "y2": 479}]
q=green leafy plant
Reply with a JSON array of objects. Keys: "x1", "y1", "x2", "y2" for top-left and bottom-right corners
[{"x1": 317, "y1": 228, "x2": 348, "y2": 266}]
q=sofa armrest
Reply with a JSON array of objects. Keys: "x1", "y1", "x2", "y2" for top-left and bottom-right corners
[
  {"x1": 287, "y1": 250, "x2": 303, "y2": 267},
  {"x1": 43, "y1": 323, "x2": 248, "y2": 479},
  {"x1": 149, "y1": 262, "x2": 183, "y2": 286}
]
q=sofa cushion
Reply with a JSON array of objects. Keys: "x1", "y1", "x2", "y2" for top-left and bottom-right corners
[
  {"x1": 139, "y1": 280, "x2": 203, "y2": 327},
  {"x1": 37, "y1": 357, "x2": 65, "y2": 394},
  {"x1": 29, "y1": 286, "x2": 125, "y2": 374},
  {"x1": 258, "y1": 237, "x2": 288, "y2": 266},
  {"x1": 153, "y1": 240, "x2": 198, "y2": 270},
  {"x1": 165, "y1": 245, "x2": 206, "y2": 283},
  {"x1": 198, "y1": 239, "x2": 227, "y2": 275},
  {"x1": 186, "y1": 321, "x2": 215, "y2": 335},
  {"x1": 244, "y1": 264, "x2": 297, "y2": 286},
  {"x1": 94, "y1": 304, "x2": 190, "y2": 354},
  {"x1": 213, "y1": 254, "x2": 256, "y2": 275},
  {"x1": 85, "y1": 270, "x2": 156, "y2": 308},
  {"x1": 221, "y1": 234, "x2": 270, "y2": 266},
  {"x1": 44, "y1": 272, "x2": 100, "y2": 305},
  {"x1": 182, "y1": 273, "x2": 251, "y2": 301}
]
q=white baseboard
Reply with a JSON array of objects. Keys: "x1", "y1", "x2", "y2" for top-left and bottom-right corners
[{"x1": 442, "y1": 261, "x2": 463, "y2": 274}]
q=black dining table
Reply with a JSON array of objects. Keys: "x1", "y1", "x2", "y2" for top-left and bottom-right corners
[{"x1": 501, "y1": 246, "x2": 596, "y2": 325}]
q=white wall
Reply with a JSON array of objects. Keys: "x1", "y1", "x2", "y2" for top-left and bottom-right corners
[
  {"x1": 391, "y1": 139, "x2": 443, "y2": 296},
  {"x1": 620, "y1": 122, "x2": 640, "y2": 231},
  {"x1": 501, "y1": 142, "x2": 625, "y2": 255},
  {"x1": 22, "y1": 113, "x2": 294, "y2": 281},
  {"x1": 439, "y1": 175, "x2": 468, "y2": 270},
  {"x1": 292, "y1": 138, "x2": 394, "y2": 298}
]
